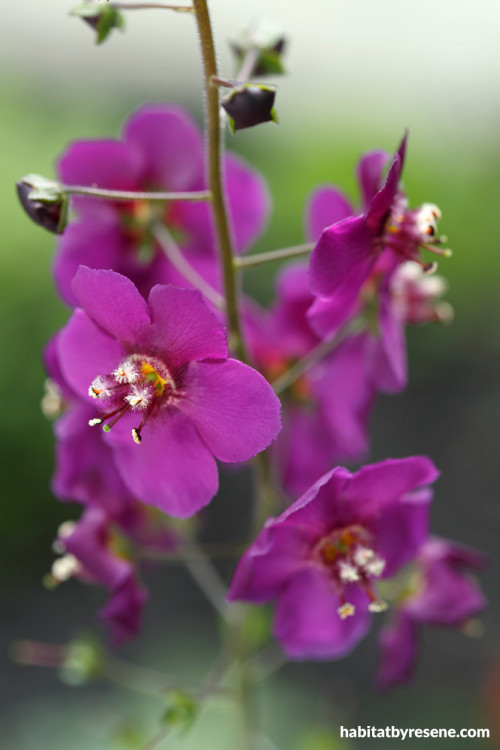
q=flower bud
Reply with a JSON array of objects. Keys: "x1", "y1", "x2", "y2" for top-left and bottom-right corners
[
  {"x1": 70, "y1": 3, "x2": 125, "y2": 45},
  {"x1": 221, "y1": 84, "x2": 278, "y2": 133},
  {"x1": 16, "y1": 174, "x2": 68, "y2": 234}
]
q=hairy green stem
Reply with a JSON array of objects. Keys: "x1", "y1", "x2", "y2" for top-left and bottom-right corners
[
  {"x1": 234, "y1": 242, "x2": 314, "y2": 270},
  {"x1": 110, "y1": 2, "x2": 193, "y2": 11},
  {"x1": 63, "y1": 185, "x2": 210, "y2": 202},
  {"x1": 192, "y1": 0, "x2": 246, "y2": 361}
]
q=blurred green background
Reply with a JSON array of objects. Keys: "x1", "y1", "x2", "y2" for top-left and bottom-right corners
[{"x1": 1, "y1": 1, "x2": 500, "y2": 748}]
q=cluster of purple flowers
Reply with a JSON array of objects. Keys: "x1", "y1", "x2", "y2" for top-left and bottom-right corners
[{"x1": 40, "y1": 103, "x2": 485, "y2": 683}]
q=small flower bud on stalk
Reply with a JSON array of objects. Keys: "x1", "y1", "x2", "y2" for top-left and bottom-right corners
[
  {"x1": 70, "y1": 3, "x2": 125, "y2": 45},
  {"x1": 230, "y1": 22, "x2": 287, "y2": 77},
  {"x1": 16, "y1": 174, "x2": 68, "y2": 234},
  {"x1": 221, "y1": 84, "x2": 278, "y2": 133}
]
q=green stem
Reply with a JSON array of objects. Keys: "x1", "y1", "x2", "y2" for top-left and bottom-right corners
[
  {"x1": 271, "y1": 318, "x2": 362, "y2": 395},
  {"x1": 63, "y1": 185, "x2": 210, "y2": 202},
  {"x1": 111, "y1": 3, "x2": 193, "y2": 11},
  {"x1": 152, "y1": 223, "x2": 226, "y2": 309},
  {"x1": 180, "y1": 543, "x2": 231, "y2": 620},
  {"x1": 234, "y1": 242, "x2": 314, "y2": 270},
  {"x1": 192, "y1": 0, "x2": 246, "y2": 361}
]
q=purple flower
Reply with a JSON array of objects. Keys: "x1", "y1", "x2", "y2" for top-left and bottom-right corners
[
  {"x1": 56, "y1": 266, "x2": 281, "y2": 518},
  {"x1": 377, "y1": 537, "x2": 487, "y2": 688},
  {"x1": 229, "y1": 457, "x2": 439, "y2": 659},
  {"x1": 246, "y1": 263, "x2": 374, "y2": 497},
  {"x1": 55, "y1": 104, "x2": 270, "y2": 305},
  {"x1": 308, "y1": 134, "x2": 449, "y2": 324},
  {"x1": 52, "y1": 509, "x2": 148, "y2": 646}
]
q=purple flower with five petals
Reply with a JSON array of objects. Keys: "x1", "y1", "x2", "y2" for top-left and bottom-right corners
[
  {"x1": 377, "y1": 537, "x2": 487, "y2": 688},
  {"x1": 55, "y1": 104, "x2": 270, "y2": 305},
  {"x1": 308, "y1": 134, "x2": 450, "y2": 332},
  {"x1": 52, "y1": 509, "x2": 148, "y2": 646},
  {"x1": 56, "y1": 266, "x2": 281, "y2": 518},
  {"x1": 229, "y1": 457, "x2": 439, "y2": 659}
]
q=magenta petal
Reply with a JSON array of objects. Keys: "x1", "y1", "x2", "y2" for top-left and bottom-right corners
[
  {"x1": 146, "y1": 285, "x2": 227, "y2": 367},
  {"x1": 372, "y1": 488, "x2": 432, "y2": 577},
  {"x1": 377, "y1": 613, "x2": 418, "y2": 689},
  {"x1": 58, "y1": 139, "x2": 141, "y2": 193},
  {"x1": 100, "y1": 575, "x2": 148, "y2": 646},
  {"x1": 356, "y1": 150, "x2": 390, "y2": 212},
  {"x1": 228, "y1": 520, "x2": 315, "y2": 603},
  {"x1": 54, "y1": 219, "x2": 128, "y2": 307},
  {"x1": 178, "y1": 359, "x2": 281, "y2": 462},
  {"x1": 72, "y1": 267, "x2": 151, "y2": 347},
  {"x1": 367, "y1": 153, "x2": 402, "y2": 235},
  {"x1": 306, "y1": 186, "x2": 354, "y2": 243},
  {"x1": 307, "y1": 290, "x2": 361, "y2": 339},
  {"x1": 344, "y1": 457, "x2": 439, "y2": 515},
  {"x1": 111, "y1": 409, "x2": 219, "y2": 518},
  {"x1": 123, "y1": 105, "x2": 204, "y2": 190},
  {"x1": 368, "y1": 292, "x2": 407, "y2": 393},
  {"x1": 225, "y1": 154, "x2": 271, "y2": 254},
  {"x1": 309, "y1": 215, "x2": 375, "y2": 299},
  {"x1": 58, "y1": 309, "x2": 123, "y2": 400},
  {"x1": 274, "y1": 569, "x2": 371, "y2": 659}
]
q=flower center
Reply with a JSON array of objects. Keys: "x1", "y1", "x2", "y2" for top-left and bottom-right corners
[
  {"x1": 385, "y1": 200, "x2": 452, "y2": 272},
  {"x1": 120, "y1": 199, "x2": 188, "y2": 264},
  {"x1": 88, "y1": 354, "x2": 179, "y2": 444},
  {"x1": 314, "y1": 524, "x2": 387, "y2": 619}
]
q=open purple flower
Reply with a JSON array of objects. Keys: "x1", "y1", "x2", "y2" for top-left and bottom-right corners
[
  {"x1": 55, "y1": 104, "x2": 270, "y2": 305},
  {"x1": 51, "y1": 509, "x2": 148, "y2": 646},
  {"x1": 56, "y1": 266, "x2": 281, "y2": 518},
  {"x1": 229, "y1": 457, "x2": 439, "y2": 659},
  {"x1": 309, "y1": 134, "x2": 450, "y2": 322},
  {"x1": 377, "y1": 537, "x2": 487, "y2": 688},
  {"x1": 246, "y1": 263, "x2": 374, "y2": 497}
]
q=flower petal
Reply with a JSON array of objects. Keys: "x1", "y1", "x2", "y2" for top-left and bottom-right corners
[
  {"x1": 72, "y1": 267, "x2": 152, "y2": 348},
  {"x1": 344, "y1": 456, "x2": 439, "y2": 516},
  {"x1": 274, "y1": 568, "x2": 371, "y2": 659},
  {"x1": 178, "y1": 359, "x2": 281, "y2": 462},
  {"x1": 306, "y1": 186, "x2": 354, "y2": 243},
  {"x1": 57, "y1": 309, "x2": 123, "y2": 400},
  {"x1": 123, "y1": 105, "x2": 204, "y2": 191},
  {"x1": 377, "y1": 613, "x2": 418, "y2": 689},
  {"x1": 111, "y1": 409, "x2": 219, "y2": 518},
  {"x1": 309, "y1": 215, "x2": 376, "y2": 300},
  {"x1": 147, "y1": 285, "x2": 228, "y2": 367},
  {"x1": 356, "y1": 150, "x2": 390, "y2": 212}
]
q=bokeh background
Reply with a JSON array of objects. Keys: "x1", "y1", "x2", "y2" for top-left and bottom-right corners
[{"x1": 1, "y1": 1, "x2": 500, "y2": 748}]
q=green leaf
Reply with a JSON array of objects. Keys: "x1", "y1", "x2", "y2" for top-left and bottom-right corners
[
  {"x1": 162, "y1": 690, "x2": 199, "y2": 734},
  {"x1": 96, "y1": 8, "x2": 125, "y2": 45}
]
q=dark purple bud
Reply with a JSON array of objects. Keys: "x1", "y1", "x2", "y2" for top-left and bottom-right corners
[
  {"x1": 222, "y1": 84, "x2": 278, "y2": 134},
  {"x1": 70, "y1": 3, "x2": 125, "y2": 45},
  {"x1": 16, "y1": 174, "x2": 68, "y2": 234}
]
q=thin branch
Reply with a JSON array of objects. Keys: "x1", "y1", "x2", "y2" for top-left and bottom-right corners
[
  {"x1": 63, "y1": 184, "x2": 210, "y2": 202},
  {"x1": 233, "y1": 243, "x2": 314, "y2": 270},
  {"x1": 180, "y1": 543, "x2": 230, "y2": 620},
  {"x1": 152, "y1": 223, "x2": 226, "y2": 309},
  {"x1": 272, "y1": 319, "x2": 362, "y2": 395},
  {"x1": 193, "y1": 0, "x2": 247, "y2": 361},
  {"x1": 137, "y1": 540, "x2": 248, "y2": 563},
  {"x1": 110, "y1": 2, "x2": 193, "y2": 11}
]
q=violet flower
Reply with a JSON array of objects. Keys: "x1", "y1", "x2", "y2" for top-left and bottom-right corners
[
  {"x1": 56, "y1": 266, "x2": 281, "y2": 518},
  {"x1": 229, "y1": 457, "x2": 439, "y2": 659},
  {"x1": 51, "y1": 509, "x2": 148, "y2": 646},
  {"x1": 377, "y1": 537, "x2": 487, "y2": 688},
  {"x1": 246, "y1": 263, "x2": 373, "y2": 497},
  {"x1": 55, "y1": 104, "x2": 270, "y2": 305},
  {"x1": 308, "y1": 134, "x2": 450, "y2": 324}
]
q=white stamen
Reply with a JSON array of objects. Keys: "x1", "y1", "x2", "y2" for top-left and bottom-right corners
[
  {"x1": 125, "y1": 386, "x2": 152, "y2": 410},
  {"x1": 88, "y1": 418, "x2": 102, "y2": 426},
  {"x1": 113, "y1": 361, "x2": 140, "y2": 384},
  {"x1": 57, "y1": 521, "x2": 77, "y2": 539},
  {"x1": 338, "y1": 602, "x2": 356, "y2": 619},
  {"x1": 51, "y1": 554, "x2": 80, "y2": 582},
  {"x1": 416, "y1": 202, "x2": 441, "y2": 238},
  {"x1": 368, "y1": 599, "x2": 389, "y2": 613},
  {"x1": 365, "y1": 556, "x2": 386, "y2": 577},
  {"x1": 353, "y1": 546, "x2": 375, "y2": 567},
  {"x1": 89, "y1": 376, "x2": 111, "y2": 399},
  {"x1": 41, "y1": 378, "x2": 64, "y2": 419},
  {"x1": 338, "y1": 561, "x2": 360, "y2": 582}
]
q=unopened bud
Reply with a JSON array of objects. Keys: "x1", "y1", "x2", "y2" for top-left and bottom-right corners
[
  {"x1": 222, "y1": 84, "x2": 278, "y2": 133},
  {"x1": 71, "y1": 3, "x2": 125, "y2": 45},
  {"x1": 230, "y1": 21, "x2": 286, "y2": 77},
  {"x1": 16, "y1": 174, "x2": 68, "y2": 234}
]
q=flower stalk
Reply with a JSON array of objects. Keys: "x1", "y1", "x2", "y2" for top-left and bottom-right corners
[{"x1": 63, "y1": 184, "x2": 211, "y2": 202}]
